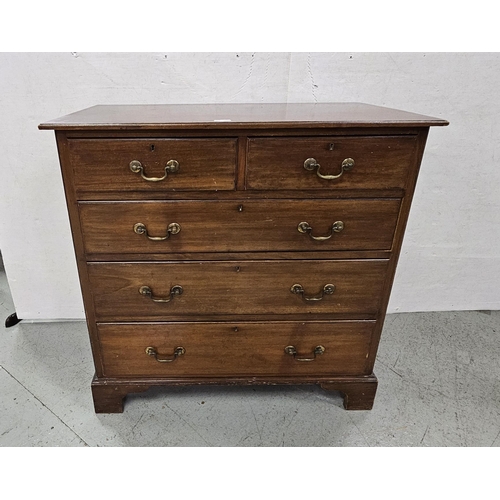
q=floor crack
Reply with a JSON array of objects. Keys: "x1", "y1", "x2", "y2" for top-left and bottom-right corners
[
  {"x1": 420, "y1": 425, "x2": 430, "y2": 444},
  {"x1": 0, "y1": 365, "x2": 90, "y2": 446},
  {"x1": 163, "y1": 401, "x2": 213, "y2": 446},
  {"x1": 347, "y1": 414, "x2": 371, "y2": 447},
  {"x1": 490, "y1": 429, "x2": 500, "y2": 447}
]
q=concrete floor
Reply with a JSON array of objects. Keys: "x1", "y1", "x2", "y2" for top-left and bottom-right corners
[{"x1": 1, "y1": 257, "x2": 499, "y2": 447}]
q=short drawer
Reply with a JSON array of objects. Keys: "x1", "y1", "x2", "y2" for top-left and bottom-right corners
[
  {"x1": 246, "y1": 136, "x2": 417, "y2": 190},
  {"x1": 87, "y1": 259, "x2": 389, "y2": 321},
  {"x1": 97, "y1": 321, "x2": 375, "y2": 377},
  {"x1": 68, "y1": 138, "x2": 237, "y2": 195},
  {"x1": 79, "y1": 199, "x2": 401, "y2": 256}
]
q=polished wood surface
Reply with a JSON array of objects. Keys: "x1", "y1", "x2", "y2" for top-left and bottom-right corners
[
  {"x1": 320, "y1": 377, "x2": 378, "y2": 410},
  {"x1": 79, "y1": 199, "x2": 401, "y2": 255},
  {"x1": 97, "y1": 321, "x2": 375, "y2": 377},
  {"x1": 87, "y1": 260, "x2": 389, "y2": 320},
  {"x1": 42, "y1": 103, "x2": 447, "y2": 412},
  {"x1": 247, "y1": 136, "x2": 417, "y2": 190},
  {"x1": 73, "y1": 187, "x2": 406, "y2": 201},
  {"x1": 91, "y1": 375, "x2": 378, "y2": 413},
  {"x1": 39, "y1": 103, "x2": 449, "y2": 130},
  {"x1": 68, "y1": 138, "x2": 237, "y2": 193}
]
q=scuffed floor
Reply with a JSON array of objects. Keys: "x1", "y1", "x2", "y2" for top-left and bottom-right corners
[{"x1": 1, "y1": 258, "x2": 499, "y2": 447}]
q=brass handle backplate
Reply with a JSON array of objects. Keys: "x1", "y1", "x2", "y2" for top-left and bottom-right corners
[
  {"x1": 297, "y1": 221, "x2": 344, "y2": 241},
  {"x1": 129, "y1": 159, "x2": 179, "y2": 182},
  {"x1": 133, "y1": 222, "x2": 181, "y2": 241},
  {"x1": 304, "y1": 157, "x2": 354, "y2": 180},
  {"x1": 291, "y1": 283, "x2": 335, "y2": 301},
  {"x1": 145, "y1": 346, "x2": 185, "y2": 363},
  {"x1": 139, "y1": 285, "x2": 183, "y2": 303},
  {"x1": 285, "y1": 345, "x2": 325, "y2": 362}
]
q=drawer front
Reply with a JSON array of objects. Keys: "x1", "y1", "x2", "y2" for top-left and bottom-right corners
[
  {"x1": 79, "y1": 199, "x2": 401, "y2": 255},
  {"x1": 87, "y1": 260, "x2": 388, "y2": 321},
  {"x1": 97, "y1": 321, "x2": 375, "y2": 377},
  {"x1": 247, "y1": 136, "x2": 417, "y2": 190},
  {"x1": 68, "y1": 138, "x2": 237, "y2": 194}
]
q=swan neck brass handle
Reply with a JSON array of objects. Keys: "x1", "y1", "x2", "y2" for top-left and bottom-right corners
[
  {"x1": 291, "y1": 283, "x2": 335, "y2": 301},
  {"x1": 304, "y1": 157, "x2": 354, "y2": 180},
  {"x1": 297, "y1": 221, "x2": 344, "y2": 241},
  {"x1": 129, "y1": 159, "x2": 179, "y2": 182},
  {"x1": 145, "y1": 346, "x2": 185, "y2": 363},
  {"x1": 139, "y1": 285, "x2": 183, "y2": 303},
  {"x1": 134, "y1": 222, "x2": 181, "y2": 241},
  {"x1": 285, "y1": 345, "x2": 325, "y2": 362}
]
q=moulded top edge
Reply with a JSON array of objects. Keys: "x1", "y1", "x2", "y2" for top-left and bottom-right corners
[{"x1": 39, "y1": 103, "x2": 449, "y2": 130}]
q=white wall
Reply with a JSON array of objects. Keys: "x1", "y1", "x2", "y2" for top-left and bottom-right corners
[{"x1": 0, "y1": 52, "x2": 498, "y2": 320}]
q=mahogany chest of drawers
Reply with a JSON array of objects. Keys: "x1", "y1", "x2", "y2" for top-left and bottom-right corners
[{"x1": 40, "y1": 103, "x2": 448, "y2": 413}]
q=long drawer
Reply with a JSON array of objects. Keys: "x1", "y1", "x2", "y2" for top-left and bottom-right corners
[
  {"x1": 87, "y1": 260, "x2": 389, "y2": 321},
  {"x1": 247, "y1": 135, "x2": 417, "y2": 190},
  {"x1": 79, "y1": 199, "x2": 401, "y2": 256},
  {"x1": 97, "y1": 321, "x2": 375, "y2": 377},
  {"x1": 68, "y1": 138, "x2": 237, "y2": 194}
]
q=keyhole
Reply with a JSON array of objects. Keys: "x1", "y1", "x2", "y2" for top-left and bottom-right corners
[
  {"x1": 329, "y1": 143, "x2": 334, "y2": 150},
  {"x1": 150, "y1": 144, "x2": 155, "y2": 151},
  {"x1": 238, "y1": 205, "x2": 243, "y2": 212},
  {"x1": 234, "y1": 327, "x2": 239, "y2": 332},
  {"x1": 235, "y1": 266, "x2": 241, "y2": 272}
]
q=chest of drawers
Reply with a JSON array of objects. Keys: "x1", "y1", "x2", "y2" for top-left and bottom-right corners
[{"x1": 40, "y1": 103, "x2": 447, "y2": 413}]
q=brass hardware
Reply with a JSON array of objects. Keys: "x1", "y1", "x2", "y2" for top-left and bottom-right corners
[
  {"x1": 303, "y1": 157, "x2": 354, "y2": 180},
  {"x1": 129, "y1": 159, "x2": 179, "y2": 182},
  {"x1": 139, "y1": 285, "x2": 183, "y2": 303},
  {"x1": 145, "y1": 346, "x2": 185, "y2": 363},
  {"x1": 297, "y1": 221, "x2": 344, "y2": 241},
  {"x1": 290, "y1": 283, "x2": 335, "y2": 301},
  {"x1": 285, "y1": 345, "x2": 325, "y2": 362},
  {"x1": 133, "y1": 222, "x2": 181, "y2": 241}
]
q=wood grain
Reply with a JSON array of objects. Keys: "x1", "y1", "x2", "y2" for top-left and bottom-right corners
[
  {"x1": 39, "y1": 103, "x2": 449, "y2": 130},
  {"x1": 73, "y1": 187, "x2": 406, "y2": 201},
  {"x1": 55, "y1": 132, "x2": 106, "y2": 377},
  {"x1": 247, "y1": 136, "x2": 417, "y2": 190},
  {"x1": 90, "y1": 374, "x2": 378, "y2": 413},
  {"x1": 364, "y1": 128, "x2": 431, "y2": 372},
  {"x1": 87, "y1": 259, "x2": 389, "y2": 320},
  {"x1": 97, "y1": 321, "x2": 375, "y2": 378},
  {"x1": 42, "y1": 103, "x2": 447, "y2": 412},
  {"x1": 320, "y1": 377, "x2": 378, "y2": 410},
  {"x1": 78, "y1": 199, "x2": 401, "y2": 255},
  {"x1": 91, "y1": 375, "x2": 150, "y2": 413},
  {"x1": 68, "y1": 138, "x2": 237, "y2": 194}
]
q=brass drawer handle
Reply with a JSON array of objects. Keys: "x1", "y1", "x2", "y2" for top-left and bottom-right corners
[
  {"x1": 304, "y1": 157, "x2": 354, "y2": 180},
  {"x1": 129, "y1": 159, "x2": 179, "y2": 182},
  {"x1": 285, "y1": 345, "x2": 325, "y2": 362},
  {"x1": 145, "y1": 346, "x2": 185, "y2": 363},
  {"x1": 291, "y1": 283, "x2": 335, "y2": 301},
  {"x1": 139, "y1": 285, "x2": 183, "y2": 303},
  {"x1": 133, "y1": 222, "x2": 181, "y2": 241},
  {"x1": 297, "y1": 221, "x2": 344, "y2": 241}
]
